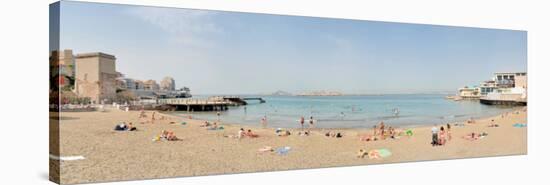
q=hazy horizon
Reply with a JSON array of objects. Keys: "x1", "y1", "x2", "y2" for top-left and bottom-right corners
[{"x1": 57, "y1": 1, "x2": 527, "y2": 95}]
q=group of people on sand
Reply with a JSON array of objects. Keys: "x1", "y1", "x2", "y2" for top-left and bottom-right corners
[
  {"x1": 114, "y1": 122, "x2": 137, "y2": 131},
  {"x1": 462, "y1": 132, "x2": 488, "y2": 141},
  {"x1": 200, "y1": 121, "x2": 223, "y2": 130},
  {"x1": 238, "y1": 128, "x2": 259, "y2": 139},
  {"x1": 325, "y1": 131, "x2": 343, "y2": 138},
  {"x1": 431, "y1": 123, "x2": 452, "y2": 146}
]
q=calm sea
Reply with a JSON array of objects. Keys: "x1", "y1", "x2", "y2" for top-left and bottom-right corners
[{"x1": 168, "y1": 94, "x2": 515, "y2": 129}]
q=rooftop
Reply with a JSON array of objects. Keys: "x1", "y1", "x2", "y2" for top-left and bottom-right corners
[{"x1": 75, "y1": 52, "x2": 116, "y2": 60}]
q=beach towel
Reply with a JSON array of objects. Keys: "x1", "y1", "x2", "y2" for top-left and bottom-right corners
[
  {"x1": 368, "y1": 149, "x2": 392, "y2": 159},
  {"x1": 181, "y1": 122, "x2": 187, "y2": 125},
  {"x1": 513, "y1": 123, "x2": 527, "y2": 128},
  {"x1": 49, "y1": 154, "x2": 85, "y2": 161},
  {"x1": 405, "y1": 129, "x2": 413, "y2": 136},
  {"x1": 275, "y1": 146, "x2": 291, "y2": 155}
]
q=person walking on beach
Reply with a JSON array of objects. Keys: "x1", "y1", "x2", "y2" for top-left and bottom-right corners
[
  {"x1": 300, "y1": 116, "x2": 305, "y2": 130},
  {"x1": 446, "y1": 123, "x2": 452, "y2": 141},
  {"x1": 151, "y1": 112, "x2": 156, "y2": 124},
  {"x1": 431, "y1": 125, "x2": 439, "y2": 146},
  {"x1": 217, "y1": 111, "x2": 221, "y2": 122}
]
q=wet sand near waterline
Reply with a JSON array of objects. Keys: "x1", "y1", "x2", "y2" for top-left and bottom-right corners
[{"x1": 52, "y1": 107, "x2": 527, "y2": 184}]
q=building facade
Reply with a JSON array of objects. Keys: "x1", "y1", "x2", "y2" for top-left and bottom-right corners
[
  {"x1": 74, "y1": 52, "x2": 118, "y2": 104},
  {"x1": 160, "y1": 76, "x2": 176, "y2": 91},
  {"x1": 143, "y1": 80, "x2": 160, "y2": 91},
  {"x1": 493, "y1": 72, "x2": 527, "y2": 88}
]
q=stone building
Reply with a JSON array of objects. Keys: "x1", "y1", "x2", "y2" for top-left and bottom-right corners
[
  {"x1": 160, "y1": 76, "x2": 176, "y2": 91},
  {"x1": 143, "y1": 80, "x2": 160, "y2": 91},
  {"x1": 74, "y1": 52, "x2": 118, "y2": 104}
]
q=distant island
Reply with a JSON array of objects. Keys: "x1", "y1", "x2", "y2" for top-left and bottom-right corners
[
  {"x1": 297, "y1": 90, "x2": 343, "y2": 96},
  {"x1": 271, "y1": 90, "x2": 293, "y2": 96}
]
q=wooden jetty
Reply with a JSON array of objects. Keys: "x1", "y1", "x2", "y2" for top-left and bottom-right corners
[{"x1": 157, "y1": 96, "x2": 266, "y2": 111}]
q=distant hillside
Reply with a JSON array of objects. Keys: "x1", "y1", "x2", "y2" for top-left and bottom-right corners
[
  {"x1": 271, "y1": 90, "x2": 293, "y2": 96},
  {"x1": 297, "y1": 90, "x2": 343, "y2": 96}
]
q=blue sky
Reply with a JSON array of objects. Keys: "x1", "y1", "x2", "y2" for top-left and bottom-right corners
[{"x1": 58, "y1": 1, "x2": 527, "y2": 94}]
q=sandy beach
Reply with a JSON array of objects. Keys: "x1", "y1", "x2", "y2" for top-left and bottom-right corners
[{"x1": 51, "y1": 107, "x2": 527, "y2": 184}]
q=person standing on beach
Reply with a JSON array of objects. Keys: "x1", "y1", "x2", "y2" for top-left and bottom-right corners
[
  {"x1": 379, "y1": 121, "x2": 385, "y2": 138},
  {"x1": 309, "y1": 116, "x2": 314, "y2": 130},
  {"x1": 300, "y1": 116, "x2": 305, "y2": 130},
  {"x1": 217, "y1": 111, "x2": 221, "y2": 122},
  {"x1": 151, "y1": 112, "x2": 156, "y2": 124},
  {"x1": 438, "y1": 126, "x2": 446, "y2": 145},
  {"x1": 431, "y1": 125, "x2": 439, "y2": 146},
  {"x1": 447, "y1": 123, "x2": 452, "y2": 141},
  {"x1": 238, "y1": 128, "x2": 245, "y2": 139}
]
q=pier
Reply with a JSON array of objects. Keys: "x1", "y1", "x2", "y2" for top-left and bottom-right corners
[
  {"x1": 479, "y1": 97, "x2": 527, "y2": 106},
  {"x1": 157, "y1": 96, "x2": 266, "y2": 111}
]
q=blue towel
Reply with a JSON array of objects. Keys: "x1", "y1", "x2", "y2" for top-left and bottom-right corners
[
  {"x1": 275, "y1": 147, "x2": 291, "y2": 155},
  {"x1": 513, "y1": 123, "x2": 527, "y2": 128}
]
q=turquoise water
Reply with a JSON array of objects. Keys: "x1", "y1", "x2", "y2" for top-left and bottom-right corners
[{"x1": 169, "y1": 94, "x2": 515, "y2": 129}]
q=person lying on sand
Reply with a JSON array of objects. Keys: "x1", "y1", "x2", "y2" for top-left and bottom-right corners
[
  {"x1": 127, "y1": 122, "x2": 137, "y2": 131},
  {"x1": 359, "y1": 135, "x2": 378, "y2": 142},
  {"x1": 276, "y1": 128, "x2": 291, "y2": 136},
  {"x1": 114, "y1": 122, "x2": 128, "y2": 131},
  {"x1": 298, "y1": 131, "x2": 310, "y2": 136},
  {"x1": 462, "y1": 132, "x2": 488, "y2": 141},
  {"x1": 257, "y1": 146, "x2": 274, "y2": 154},
  {"x1": 207, "y1": 122, "x2": 219, "y2": 130},
  {"x1": 245, "y1": 129, "x2": 259, "y2": 138},
  {"x1": 200, "y1": 121, "x2": 212, "y2": 127},
  {"x1": 357, "y1": 149, "x2": 369, "y2": 158},
  {"x1": 488, "y1": 119, "x2": 499, "y2": 127},
  {"x1": 166, "y1": 131, "x2": 180, "y2": 141},
  {"x1": 159, "y1": 130, "x2": 180, "y2": 141},
  {"x1": 325, "y1": 131, "x2": 343, "y2": 138},
  {"x1": 462, "y1": 132, "x2": 480, "y2": 141}
]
